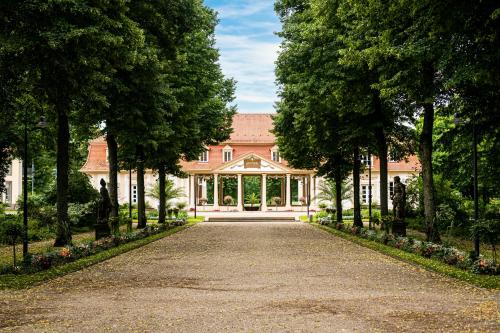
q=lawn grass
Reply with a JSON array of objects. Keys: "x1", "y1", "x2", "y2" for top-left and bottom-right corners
[
  {"x1": 312, "y1": 222, "x2": 500, "y2": 290},
  {"x1": 0, "y1": 220, "x2": 199, "y2": 290}
]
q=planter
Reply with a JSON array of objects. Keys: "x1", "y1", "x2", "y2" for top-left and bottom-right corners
[{"x1": 244, "y1": 206, "x2": 260, "y2": 211}]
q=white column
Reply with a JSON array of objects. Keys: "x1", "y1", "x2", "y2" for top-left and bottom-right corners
[
  {"x1": 298, "y1": 178, "x2": 304, "y2": 200},
  {"x1": 213, "y1": 174, "x2": 219, "y2": 209},
  {"x1": 261, "y1": 174, "x2": 267, "y2": 211},
  {"x1": 237, "y1": 174, "x2": 243, "y2": 211},
  {"x1": 311, "y1": 176, "x2": 317, "y2": 207},
  {"x1": 285, "y1": 174, "x2": 292, "y2": 209},
  {"x1": 189, "y1": 174, "x2": 195, "y2": 209},
  {"x1": 201, "y1": 178, "x2": 207, "y2": 199}
]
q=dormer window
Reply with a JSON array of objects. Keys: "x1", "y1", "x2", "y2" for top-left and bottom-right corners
[
  {"x1": 222, "y1": 145, "x2": 233, "y2": 162},
  {"x1": 199, "y1": 150, "x2": 209, "y2": 162},
  {"x1": 271, "y1": 146, "x2": 281, "y2": 162}
]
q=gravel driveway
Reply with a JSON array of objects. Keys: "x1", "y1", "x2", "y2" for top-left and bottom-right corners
[{"x1": 1, "y1": 222, "x2": 499, "y2": 332}]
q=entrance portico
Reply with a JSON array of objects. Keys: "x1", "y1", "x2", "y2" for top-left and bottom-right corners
[{"x1": 189, "y1": 153, "x2": 316, "y2": 212}]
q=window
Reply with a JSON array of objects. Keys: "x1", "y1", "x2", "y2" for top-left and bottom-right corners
[
  {"x1": 389, "y1": 181, "x2": 394, "y2": 197},
  {"x1": 272, "y1": 150, "x2": 280, "y2": 162},
  {"x1": 361, "y1": 185, "x2": 368, "y2": 204},
  {"x1": 132, "y1": 185, "x2": 138, "y2": 204},
  {"x1": 360, "y1": 155, "x2": 372, "y2": 167},
  {"x1": 4, "y1": 181, "x2": 12, "y2": 204},
  {"x1": 223, "y1": 150, "x2": 232, "y2": 162},
  {"x1": 199, "y1": 150, "x2": 209, "y2": 162}
]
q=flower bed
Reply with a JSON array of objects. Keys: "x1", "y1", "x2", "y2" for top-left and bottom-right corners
[
  {"x1": 2, "y1": 220, "x2": 186, "y2": 275},
  {"x1": 318, "y1": 217, "x2": 498, "y2": 275}
]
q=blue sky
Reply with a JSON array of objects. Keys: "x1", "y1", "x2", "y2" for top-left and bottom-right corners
[{"x1": 204, "y1": 0, "x2": 281, "y2": 114}]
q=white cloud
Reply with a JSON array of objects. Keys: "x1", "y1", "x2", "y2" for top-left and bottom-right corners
[
  {"x1": 214, "y1": 1, "x2": 272, "y2": 18},
  {"x1": 208, "y1": 0, "x2": 280, "y2": 113},
  {"x1": 215, "y1": 34, "x2": 279, "y2": 110}
]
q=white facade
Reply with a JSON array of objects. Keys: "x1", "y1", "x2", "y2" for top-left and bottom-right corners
[{"x1": 1, "y1": 159, "x2": 23, "y2": 208}]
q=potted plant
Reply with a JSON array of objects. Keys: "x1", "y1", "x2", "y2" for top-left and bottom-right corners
[
  {"x1": 271, "y1": 196, "x2": 281, "y2": 211},
  {"x1": 245, "y1": 193, "x2": 260, "y2": 211}
]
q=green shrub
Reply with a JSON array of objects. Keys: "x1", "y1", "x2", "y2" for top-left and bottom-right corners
[
  {"x1": 470, "y1": 219, "x2": 499, "y2": 264},
  {"x1": 68, "y1": 202, "x2": 96, "y2": 228},
  {"x1": 41, "y1": 171, "x2": 99, "y2": 205},
  {"x1": 0, "y1": 218, "x2": 25, "y2": 268}
]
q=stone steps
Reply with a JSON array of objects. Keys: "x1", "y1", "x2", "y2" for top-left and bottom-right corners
[{"x1": 207, "y1": 216, "x2": 297, "y2": 223}]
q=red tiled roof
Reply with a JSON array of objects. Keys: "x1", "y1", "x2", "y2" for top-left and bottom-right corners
[
  {"x1": 80, "y1": 137, "x2": 108, "y2": 172},
  {"x1": 80, "y1": 113, "x2": 421, "y2": 174},
  {"x1": 228, "y1": 113, "x2": 275, "y2": 143}
]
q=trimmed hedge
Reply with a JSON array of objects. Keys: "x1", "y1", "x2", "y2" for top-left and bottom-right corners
[
  {"x1": 317, "y1": 217, "x2": 498, "y2": 276},
  {"x1": 1, "y1": 220, "x2": 187, "y2": 275},
  {"x1": 0, "y1": 221, "x2": 197, "y2": 289}
]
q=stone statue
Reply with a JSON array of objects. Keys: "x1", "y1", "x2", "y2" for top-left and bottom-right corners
[
  {"x1": 391, "y1": 176, "x2": 406, "y2": 221},
  {"x1": 95, "y1": 178, "x2": 111, "y2": 239},
  {"x1": 390, "y1": 176, "x2": 407, "y2": 236}
]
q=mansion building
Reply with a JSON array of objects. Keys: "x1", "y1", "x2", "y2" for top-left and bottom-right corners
[
  {"x1": 1, "y1": 114, "x2": 420, "y2": 211},
  {"x1": 80, "y1": 114, "x2": 421, "y2": 212}
]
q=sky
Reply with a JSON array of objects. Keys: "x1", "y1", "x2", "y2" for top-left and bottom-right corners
[{"x1": 204, "y1": 0, "x2": 281, "y2": 114}]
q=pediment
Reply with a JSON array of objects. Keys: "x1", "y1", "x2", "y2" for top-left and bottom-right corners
[{"x1": 214, "y1": 153, "x2": 291, "y2": 173}]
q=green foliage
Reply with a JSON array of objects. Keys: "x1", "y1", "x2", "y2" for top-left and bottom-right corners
[
  {"x1": 0, "y1": 223, "x2": 195, "y2": 289},
  {"x1": 315, "y1": 179, "x2": 351, "y2": 209},
  {"x1": 245, "y1": 193, "x2": 260, "y2": 207},
  {"x1": 67, "y1": 203, "x2": 96, "y2": 229},
  {"x1": 406, "y1": 175, "x2": 471, "y2": 235},
  {"x1": 0, "y1": 218, "x2": 24, "y2": 246},
  {"x1": 243, "y1": 176, "x2": 261, "y2": 204},
  {"x1": 0, "y1": 218, "x2": 24, "y2": 268},
  {"x1": 470, "y1": 219, "x2": 499, "y2": 263},
  {"x1": 147, "y1": 179, "x2": 184, "y2": 208},
  {"x1": 42, "y1": 171, "x2": 99, "y2": 205}
]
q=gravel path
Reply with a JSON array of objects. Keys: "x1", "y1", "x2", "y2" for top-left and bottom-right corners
[{"x1": 1, "y1": 222, "x2": 499, "y2": 332}]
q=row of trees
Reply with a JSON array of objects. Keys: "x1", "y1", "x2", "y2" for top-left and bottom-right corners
[
  {"x1": 274, "y1": 0, "x2": 499, "y2": 242},
  {"x1": 0, "y1": 0, "x2": 236, "y2": 246}
]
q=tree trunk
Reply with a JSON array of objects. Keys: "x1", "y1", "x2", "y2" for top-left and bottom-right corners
[
  {"x1": 353, "y1": 147, "x2": 363, "y2": 228},
  {"x1": 373, "y1": 92, "x2": 389, "y2": 217},
  {"x1": 106, "y1": 133, "x2": 119, "y2": 220},
  {"x1": 420, "y1": 102, "x2": 439, "y2": 242},
  {"x1": 334, "y1": 168, "x2": 343, "y2": 223},
  {"x1": 54, "y1": 107, "x2": 72, "y2": 246},
  {"x1": 420, "y1": 62, "x2": 440, "y2": 242},
  {"x1": 136, "y1": 145, "x2": 147, "y2": 229},
  {"x1": 158, "y1": 163, "x2": 166, "y2": 224}
]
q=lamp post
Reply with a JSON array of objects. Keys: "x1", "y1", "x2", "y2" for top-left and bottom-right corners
[
  {"x1": 454, "y1": 113, "x2": 480, "y2": 257},
  {"x1": 22, "y1": 114, "x2": 47, "y2": 257},
  {"x1": 306, "y1": 175, "x2": 310, "y2": 221},
  {"x1": 368, "y1": 148, "x2": 373, "y2": 229},
  {"x1": 194, "y1": 175, "x2": 197, "y2": 219}
]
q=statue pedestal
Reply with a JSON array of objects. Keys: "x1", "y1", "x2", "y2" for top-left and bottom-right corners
[
  {"x1": 392, "y1": 220, "x2": 406, "y2": 237},
  {"x1": 95, "y1": 223, "x2": 111, "y2": 240}
]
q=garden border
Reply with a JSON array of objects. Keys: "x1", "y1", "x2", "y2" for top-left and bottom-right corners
[
  {"x1": 311, "y1": 222, "x2": 500, "y2": 290},
  {"x1": 0, "y1": 219, "x2": 202, "y2": 290}
]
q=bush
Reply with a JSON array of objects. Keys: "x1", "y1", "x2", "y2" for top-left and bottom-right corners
[
  {"x1": 68, "y1": 202, "x2": 96, "y2": 228},
  {"x1": 319, "y1": 222, "x2": 498, "y2": 275},
  {"x1": 314, "y1": 211, "x2": 330, "y2": 221},
  {"x1": 41, "y1": 171, "x2": 99, "y2": 205},
  {"x1": 470, "y1": 219, "x2": 499, "y2": 264},
  {"x1": 0, "y1": 218, "x2": 25, "y2": 268}
]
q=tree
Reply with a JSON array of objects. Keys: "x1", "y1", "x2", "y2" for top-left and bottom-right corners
[
  {"x1": 126, "y1": 0, "x2": 235, "y2": 225},
  {"x1": 0, "y1": 218, "x2": 24, "y2": 268},
  {"x1": 1, "y1": 0, "x2": 145, "y2": 245},
  {"x1": 315, "y1": 178, "x2": 351, "y2": 209},
  {"x1": 147, "y1": 179, "x2": 185, "y2": 218}
]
